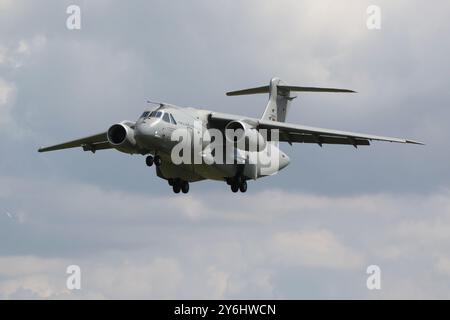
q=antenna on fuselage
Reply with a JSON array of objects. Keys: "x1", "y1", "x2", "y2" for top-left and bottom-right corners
[{"x1": 146, "y1": 100, "x2": 165, "y2": 107}]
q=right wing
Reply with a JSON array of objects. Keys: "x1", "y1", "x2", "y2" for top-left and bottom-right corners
[
  {"x1": 209, "y1": 112, "x2": 424, "y2": 147},
  {"x1": 258, "y1": 119, "x2": 424, "y2": 147},
  {"x1": 38, "y1": 132, "x2": 111, "y2": 153}
]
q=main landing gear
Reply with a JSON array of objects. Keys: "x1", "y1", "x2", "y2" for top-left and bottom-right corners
[
  {"x1": 146, "y1": 155, "x2": 161, "y2": 167},
  {"x1": 226, "y1": 176, "x2": 247, "y2": 193},
  {"x1": 168, "y1": 178, "x2": 189, "y2": 194}
]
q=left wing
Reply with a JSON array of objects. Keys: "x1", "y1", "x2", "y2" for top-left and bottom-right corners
[
  {"x1": 209, "y1": 112, "x2": 424, "y2": 147},
  {"x1": 38, "y1": 132, "x2": 111, "y2": 153}
]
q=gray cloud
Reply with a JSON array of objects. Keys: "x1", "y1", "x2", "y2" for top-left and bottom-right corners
[
  {"x1": 1, "y1": 176, "x2": 450, "y2": 298},
  {"x1": 0, "y1": 0, "x2": 450, "y2": 299}
]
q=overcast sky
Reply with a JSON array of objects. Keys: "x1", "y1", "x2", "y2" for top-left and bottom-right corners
[{"x1": 1, "y1": 0, "x2": 450, "y2": 299}]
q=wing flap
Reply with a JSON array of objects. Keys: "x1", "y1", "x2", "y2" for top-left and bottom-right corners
[{"x1": 280, "y1": 132, "x2": 370, "y2": 146}]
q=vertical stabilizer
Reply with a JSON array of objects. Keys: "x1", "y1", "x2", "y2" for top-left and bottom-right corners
[
  {"x1": 225, "y1": 77, "x2": 355, "y2": 123},
  {"x1": 261, "y1": 77, "x2": 293, "y2": 122}
]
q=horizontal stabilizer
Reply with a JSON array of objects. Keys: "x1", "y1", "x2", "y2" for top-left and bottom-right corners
[
  {"x1": 278, "y1": 85, "x2": 355, "y2": 93},
  {"x1": 226, "y1": 84, "x2": 355, "y2": 96},
  {"x1": 226, "y1": 86, "x2": 269, "y2": 96}
]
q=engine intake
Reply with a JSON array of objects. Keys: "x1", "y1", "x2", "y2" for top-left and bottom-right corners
[
  {"x1": 224, "y1": 121, "x2": 266, "y2": 152},
  {"x1": 107, "y1": 122, "x2": 137, "y2": 154}
]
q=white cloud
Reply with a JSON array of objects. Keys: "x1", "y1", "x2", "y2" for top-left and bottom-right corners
[
  {"x1": 270, "y1": 230, "x2": 364, "y2": 269},
  {"x1": 0, "y1": 35, "x2": 47, "y2": 68},
  {"x1": 86, "y1": 257, "x2": 184, "y2": 299},
  {"x1": 0, "y1": 78, "x2": 16, "y2": 128},
  {"x1": 0, "y1": 254, "x2": 184, "y2": 299},
  {"x1": 0, "y1": 256, "x2": 65, "y2": 277},
  {"x1": 1, "y1": 175, "x2": 450, "y2": 298},
  {"x1": 0, "y1": 35, "x2": 46, "y2": 135},
  {"x1": 0, "y1": 0, "x2": 449, "y2": 299},
  {"x1": 0, "y1": 0, "x2": 15, "y2": 11},
  {"x1": 205, "y1": 266, "x2": 230, "y2": 299},
  {"x1": 0, "y1": 256, "x2": 67, "y2": 299},
  {"x1": 435, "y1": 256, "x2": 450, "y2": 278}
]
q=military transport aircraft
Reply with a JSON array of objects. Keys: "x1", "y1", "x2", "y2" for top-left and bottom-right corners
[{"x1": 38, "y1": 78, "x2": 423, "y2": 194}]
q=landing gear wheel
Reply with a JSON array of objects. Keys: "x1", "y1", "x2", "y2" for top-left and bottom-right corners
[
  {"x1": 168, "y1": 178, "x2": 174, "y2": 186},
  {"x1": 172, "y1": 179, "x2": 181, "y2": 193},
  {"x1": 154, "y1": 155, "x2": 162, "y2": 167},
  {"x1": 173, "y1": 183, "x2": 181, "y2": 194},
  {"x1": 181, "y1": 181, "x2": 189, "y2": 194},
  {"x1": 145, "y1": 155, "x2": 154, "y2": 167},
  {"x1": 239, "y1": 181, "x2": 247, "y2": 193},
  {"x1": 231, "y1": 183, "x2": 239, "y2": 193}
]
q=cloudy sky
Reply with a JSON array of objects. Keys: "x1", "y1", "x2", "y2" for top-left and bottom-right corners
[{"x1": 0, "y1": 0, "x2": 449, "y2": 299}]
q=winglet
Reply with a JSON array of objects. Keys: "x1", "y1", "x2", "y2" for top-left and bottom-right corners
[{"x1": 405, "y1": 139, "x2": 425, "y2": 145}]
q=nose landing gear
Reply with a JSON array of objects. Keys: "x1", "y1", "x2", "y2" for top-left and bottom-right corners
[
  {"x1": 145, "y1": 155, "x2": 154, "y2": 167},
  {"x1": 154, "y1": 155, "x2": 162, "y2": 167}
]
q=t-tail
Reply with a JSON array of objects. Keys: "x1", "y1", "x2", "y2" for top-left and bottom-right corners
[{"x1": 226, "y1": 77, "x2": 356, "y2": 122}]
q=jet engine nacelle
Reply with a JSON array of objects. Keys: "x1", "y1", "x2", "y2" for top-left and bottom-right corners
[
  {"x1": 224, "y1": 121, "x2": 266, "y2": 152},
  {"x1": 107, "y1": 121, "x2": 137, "y2": 154}
]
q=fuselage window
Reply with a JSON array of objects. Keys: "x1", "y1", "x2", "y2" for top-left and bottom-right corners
[
  {"x1": 170, "y1": 114, "x2": 177, "y2": 125},
  {"x1": 163, "y1": 113, "x2": 171, "y2": 123}
]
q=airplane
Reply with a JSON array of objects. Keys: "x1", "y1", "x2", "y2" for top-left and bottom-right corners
[{"x1": 38, "y1": 77, "x2": 423, "y2": 194}]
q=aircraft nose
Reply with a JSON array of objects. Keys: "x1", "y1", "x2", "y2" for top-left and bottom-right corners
[{"x1": 135, "y1": 119, "x2": 163, "y2": 145}]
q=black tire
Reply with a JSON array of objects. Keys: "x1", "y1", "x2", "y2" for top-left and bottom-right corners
[
  {"x1": 181, "y1": 181, "x2": 189, "y2": 194},
  {"x1": 173, "y1": 184, "x2": 181, "y2": 193},
  {"x1": 231, "y1": 183, "x2": 239, "y2": 193},
  {"x1": 239, "y1": 181, "x2": 247, "y2": 193},
  {"x1": 154, "y1": 156, "x2": 162, "y2": 167},
  {"x1": 168, "y1": 178, "x2": 174, "y2": 186},
  {"x1": 145, "y1": 156, "x2": 154, "y2": 167}
]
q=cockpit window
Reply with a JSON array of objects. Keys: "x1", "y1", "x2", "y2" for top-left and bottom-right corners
[
  {"x1": 141, "y1": 111, "x2": 150, "y2": 118},
  {"x1": 147, "y1": 110, "x2": 166, "y2": 119},
  {"x1": 163, "y1": 113, "x2": 170, "y2": 123},
  {"x1": 170, "y1": 114, "x2": 177, "y2": 125}
]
